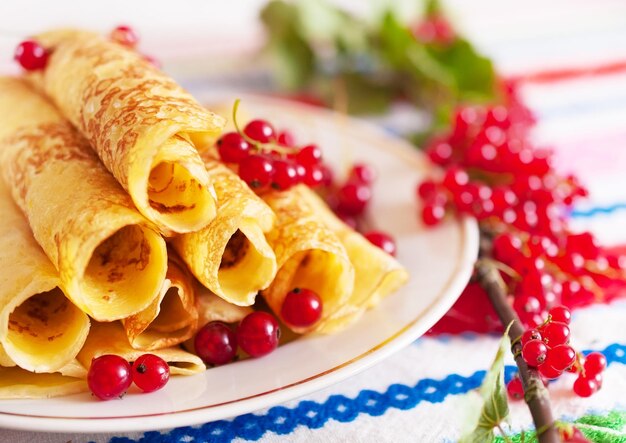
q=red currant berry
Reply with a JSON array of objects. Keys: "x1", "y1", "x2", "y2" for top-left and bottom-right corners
[
  {"x1": 560, "y1": 426, "x2": 588, "y2": 443},
  {"x1": 442, "y1": 167, "x2": 469, "y2": 192},
  {"x1": 319, "y1": 163, "x2": 334, "y2": 187},
  {"x1": 337, "y1": 181, "x2": 371, "y2": 215},
  {"x1": 244, "y1": 119, "x2": 275, "y2": 143},
  {"x1": 521, "y1": 329, "x2": 542, "y2": 345},
  {"x1": 338, "y1": 213, "x2": 358, "y2": 229},
  {"x1": 542, "y1": 321, "x2": 570, "y2": 347},
  {"x1": 506, "y1": 377, "x2": 524, "y2": 400},
  {"x1": 522, "y1": 339, "x2": 548, "y2": 367},
  {"x1": 239, "y1": 154, "x2": 274, "y2": 190},
  {"x1": 271, "y1": 160, "x2": 299, "y2": 190},
  {"x1": 549, "y1": 305, "x2": 571, "y2": 324},
  {"x1": 492, "y1": 233, "x2": 524, "y2": 265},
  {"x1": 350, "y1": 163, "x2": 376, "y2": 184},
  {"x1": 302, "y1": 164, "x2": 325, "y2": 187},
  {"x1": 277, "y1": 130, "x2": 295, "y2": 146},
  {"x1": 573, "y1": 375, "x2": 598, "y2": 398},
  {"x1": 281, "y1": 288, "x2": 323, "y2": 328},
  {"x1": 421, "y1": 204, "x2": 445, "y2": 226},
  {"x1": 538, "y1": 362, "x2": 563, "y2": 380},
  {"x1": 546, "y1": 345, "x2": 576, "y2": 372},
  {"x1": 131, "y1": 354, "x2": 170, "y2": 393},
  {"x1": 237, "y1": 312, "x2": 280, "y2": 357},
  {"x1": 217, "y1": 132, "x2": 250, "y2": 164},
  {"x1": 194, "y1": 321, "x2": 238, "y2": 365},
  {"x1": 87, "y1": 354, "x2": 132, "y2": 400},
  {"x1": 295, "y1": 144, "x2": 322, "y2": 166},
  {"x1": 364, "y1": 231, "x2": 397, "y2": 256},
  {"x1": 426, "y1": 140, "x2": 453, "y2": 165},
  {"x1": 417, "y1": 179, "x2": 438, "y2": 200},
  {"x1": 110, "y1": 25, "x2": 139, "y2": 47},
  {"x1": 583, "y1": 352, "x2": 607, "y2": 375},
  {"x1": 14, "y1": 40, "x2": 49, "y2": 71},
  {"x1": 514, "y1": 295, "x2": 543, "y2": 317}
]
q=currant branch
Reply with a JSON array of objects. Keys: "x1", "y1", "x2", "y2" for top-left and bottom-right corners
[{"x1": 476, "y1": 234, "x2": 559, "y2": 443}]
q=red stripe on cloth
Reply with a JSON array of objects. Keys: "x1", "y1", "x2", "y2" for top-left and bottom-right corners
[{"x1": 509, "y1": 60, "x2": 626, "y2": 84}]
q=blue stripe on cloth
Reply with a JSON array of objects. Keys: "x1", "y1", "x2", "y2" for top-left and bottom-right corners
[
  {"x1": 570, "y1": 203, "x2": 626, "y2": 218},
  {"x1": 109, "y1": 343, "x2": 626, "y2": 443}
]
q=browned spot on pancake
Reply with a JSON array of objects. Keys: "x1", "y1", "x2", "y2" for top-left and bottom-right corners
[
  {"x1": 102, "y1": 295, "x2": 111, "y2": 301},
  {"x1": 47, "y1": 332, "x2": 64, "y2": 342},
  {"x1": 149, "y1": 201, "x2": 196, "y2": 214},
  {"x1": 8, "y1": 320, "x2": 37, "y2": 337},
  {"x1": 220, "y1": 231, "x2": 250, "y2": 269}
]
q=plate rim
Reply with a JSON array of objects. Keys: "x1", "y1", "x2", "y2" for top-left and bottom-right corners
[{"x1": 0, "y1": 96, "x2": 479, "y2": 434}]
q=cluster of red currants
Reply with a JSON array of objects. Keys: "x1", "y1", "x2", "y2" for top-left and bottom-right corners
[
  {"x1": 506, "y1": 305, "x2": 606, "y2": 400},
  {"x1": 88, "y1": 353, "x2": 170, "y2": 400},
  {"x1": 217, "y1": 119, "x2": 332, "y2": 192},
  {"x1": 13, "y1": 25, "x2": 158, "y2": 72},
  {"x1": 194, "y1": 288, "x2": 323, "y2": 365}
]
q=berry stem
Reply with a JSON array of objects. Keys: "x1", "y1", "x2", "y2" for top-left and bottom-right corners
[
  {"x1": 231, "y1": 99, "x2": 297, "y2": 156},
  {"x1": 476, "y1": 232, "x2": 559, "y2": 443}
]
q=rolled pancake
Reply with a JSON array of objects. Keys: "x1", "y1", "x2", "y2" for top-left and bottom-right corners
[
  {"x1": 0, "y1": 78, "x2": 167, "y2": 321},
  {"x1": 173, "y1": 161, "x2": 277, "y2": 306},
  {"x1": 123, "y1": 252, "x2": 198, "y2": 350},
  {"x1": 0, "y1": 364, "x2": 88, "y2": 399},
  {"x1": 261, "y1": 186, "x2": 355, "y2": 334},
  {"x1": 29, "y1": 29, "x2": 225, "y2": 234},
  {"x1": 0, "y1": 177, "x2": 90, "y2": 372},
  {"x1": 79, "y1": 322, "x2": 205, "y2": 376},
  {"x1": 298, "y1": 187, "x2": 409, "y2": 333}
]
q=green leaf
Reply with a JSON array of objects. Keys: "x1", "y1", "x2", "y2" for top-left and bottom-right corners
[{"x1": 459, "y1": 322, "x2": 513, "y2": 443}]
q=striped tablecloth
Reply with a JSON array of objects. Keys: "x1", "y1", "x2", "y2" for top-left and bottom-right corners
[{"x1": 4, "y1": 0, "x2": 626, "y2": 441}]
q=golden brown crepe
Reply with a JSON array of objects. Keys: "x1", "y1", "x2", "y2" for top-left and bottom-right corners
[
  {"x1": 79, "y1": 322, "x2": 205, "y2": 376},
  {"x1": 28, "y1": 29, "x2": 225, "y2": 235},
  {"x1": 0, "y1": 77, "x2": 167, "y2": 322},
  {"x1": 261, "y1": 185, "x2": 355, "y2": 334},
  {"x1": 0, "y1": 177, "x2": 90, "y2": 372},
  {"x1": 173, "y1": 161, "x2": 277, "y2": 306},
  {"x1": 0, "y1": 365, "x2": 88, "y2": 399},
  {"x1": 298, "y1": 187, "x2": 409, "y2": 332},
  {"x1": 123, "y1": 252, "x2": 198, "y2": 350}
]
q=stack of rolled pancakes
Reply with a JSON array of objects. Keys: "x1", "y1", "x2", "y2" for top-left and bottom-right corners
[{"x1": 0, "y1": 29, "x2": 408, "y2": 399}]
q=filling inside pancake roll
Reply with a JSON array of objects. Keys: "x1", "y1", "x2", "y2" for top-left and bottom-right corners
[
  {"x1": 78, "y1": 322, "x2": 205, "y2": 376},
  {"x1": 0, "y1": 178, "x2": 90, "y2": 373},
  {"x1": 0, "y1": 77, "x2": 168, "y2": 322},
  {"x1": 261, "y1": 186, "x2": 355, "y2": 334},
  {"x1": 123, "y1": 253, "x2": 198, "y2": 350},
  {"x1": 173, "y1": 162, "x2": 277, "y2": 306},
  {"x1": 29, "y1": 29, "x2": 226, "y2": 235}
]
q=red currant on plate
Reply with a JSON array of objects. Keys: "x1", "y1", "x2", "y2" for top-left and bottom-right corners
[
  {"x1": 14, "y1": 40, "x2": 49, "y2": 71},
  {"x1": 538, "y1": 362, "x2": 562, "y2": 380},
  {"x1": 88, "y1": 354, "x2": 132, "y2": 400},
  {"x1": 132, "y1": 354, "x2": 170, "y2": 393},
  {"x1": 217, "y1": 132, "x2": 250, "y2": 164},
  {"x1": 417, "y1": 179, "x2": 437, "y2": 200},
  {"x1": 244, "y1": 119, "x2": 275, "y2": 143},
  {"x1": 194, "y1": 321, "x2": 238, "y2": 365},
  {"x1": 337, "y1": 181, "x2": 371, "y2": 215},
  {"x1": 281, "y1": 288, "x2": 323, "y2": 328},
  {"x1": 110, "y1": 25, "x2": 139, "y2": 47},
  {"x1": 522, "y1": 339, "x2": 548, "y2": 367},
  {"x1": 239, "y1": 154, "x2": 274, "y2": 190},
  {"x1": 295, "y1": 144, "x2": 322, "y2": 166},
  {"x1": 350, "y1": 163, "x2": 377, "y2": 184},
  {"x1": 364, "y1": 231, "x2": 397, "y2": 256},
  {"x1": 421, "y1": 203, "x2": 445, "y2": 226},
  {"x1": 271, "y1": 159, "x2": 299, "y2": 190},
  {"x1": 237, "y1": 312, "x2": 280, "y2": 357}
]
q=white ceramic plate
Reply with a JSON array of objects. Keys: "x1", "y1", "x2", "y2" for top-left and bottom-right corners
[{"x1": 0, "y1": 96, "x2": 478, "y2": 433}]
